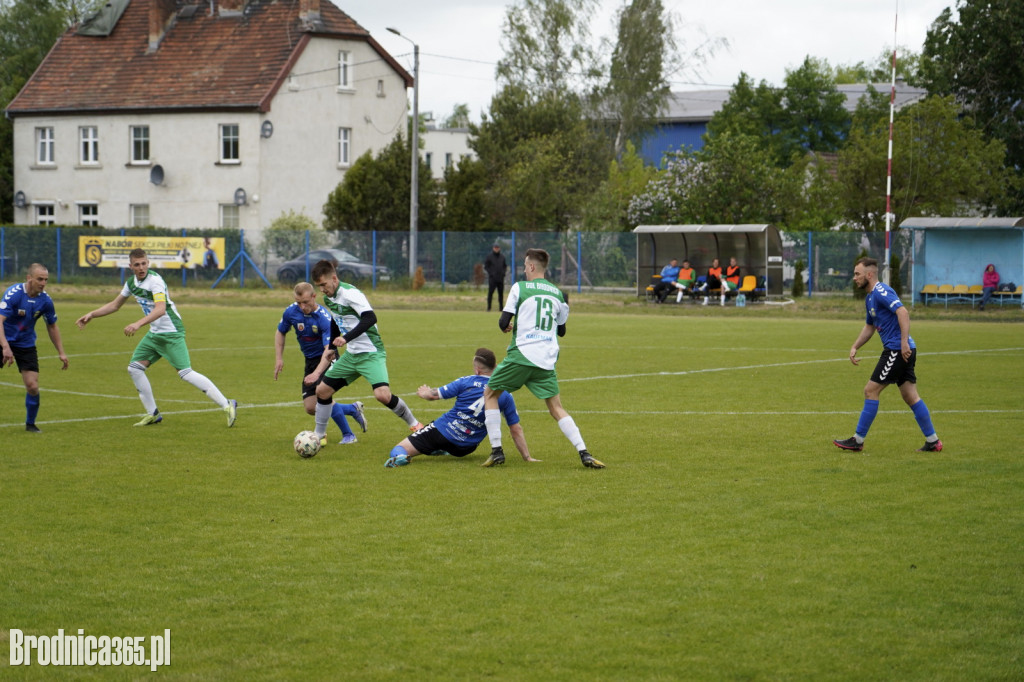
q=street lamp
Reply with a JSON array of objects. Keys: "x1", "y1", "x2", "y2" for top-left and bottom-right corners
[{"x1": 387, "y1": 27, "x2": 419, "y2": 280}]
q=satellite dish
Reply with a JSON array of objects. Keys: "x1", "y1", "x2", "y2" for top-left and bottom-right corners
[
  {"x1": 234, "y1": 187, "x2": 247, "y2": 206},
  {"x1": 149, "y1": 164, "x2": 164, "y2": 185},
  {"x1": 13, "y1": 191, "x2": 26, "y2": 208},
  {"x1": 261, "y1": 120, "x2": 274, "y2": 138}
]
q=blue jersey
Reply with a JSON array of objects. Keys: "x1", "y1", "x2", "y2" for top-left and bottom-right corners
[
  {"x1": 0, "y1": 283, "x2": 57, "y2": 348},
  {"x1": 865, "y1": 281, "x2": 915, "y2": 350},
  {"x1": 278, "y1": 303, "x2": 331, "y2": 359},
  {"x1": 434, "y1": 375, "x2": 520, "y2": 446}
]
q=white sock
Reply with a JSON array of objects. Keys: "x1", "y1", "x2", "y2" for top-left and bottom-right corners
[
  {"x1": 557, "y1": 416, "x2": 586, "y2": 451},
  {"x1": 388, "y1": 395, "x2": 417, "y2": 426},
  {"x1": 485, "y1": 409, "x2": 502, "y2": 448},
  {"x1": 314, "y1": 401, "x2": 333, "y2": 437},
  {"x1": 128, "y1": 362, "x2": 158, "y2": 414},
  {"x1": 178, "y1": 368, "x2": 228, "y2": 407}
]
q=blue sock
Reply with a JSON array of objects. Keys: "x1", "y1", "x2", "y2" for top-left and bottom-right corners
[
  {"x1": 331, "y1": 403, "x2": 353, "y2": 436},
  {"x1": 910, "y1": 399, "x2": 937, "y2": 438},
  {"x1": 390, "y1": 445, "x2": 407, "y2": 458},
  {"x1": 26, "y1": 393, "x2": 40, "y2": 425},
  {"x1": 856, "y1": 399, "x2": 879, "y2": 439},
  {"x1": 340, "y1": 403, "x2": 358, "y2": 417}
]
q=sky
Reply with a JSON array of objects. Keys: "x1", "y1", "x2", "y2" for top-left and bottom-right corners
[{"x1": 345, "y1": 0, "x2": 955, "y2": 124}]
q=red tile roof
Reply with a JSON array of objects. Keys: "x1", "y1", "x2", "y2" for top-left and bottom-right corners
[{"x1": 6, "y1": 0, "x2": 411, "y2": 116}]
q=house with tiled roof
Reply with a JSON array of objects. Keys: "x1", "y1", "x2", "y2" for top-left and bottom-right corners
[{"x1": 6, "y1": 0, "x2": 412, "y2": 233}]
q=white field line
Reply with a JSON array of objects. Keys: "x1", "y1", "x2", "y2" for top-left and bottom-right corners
[{"x1": 3, "y1": 348, "x2": 1022, "y2": 428}]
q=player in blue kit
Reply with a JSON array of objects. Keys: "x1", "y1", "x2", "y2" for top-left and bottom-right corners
[
  {"x1": 384, "y1": 348, "x2": 535, "y2": 467},
  {"x1": 0, "y1": 264, "x2": 69, "y2": 431},
  {"x1": 274, "y1": 282, "x2": 366, "y2": 445},
  {"x1": 833, "y1": 257, "x2": 942, "y2": 452}
]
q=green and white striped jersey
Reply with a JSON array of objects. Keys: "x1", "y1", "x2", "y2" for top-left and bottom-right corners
[
  {"x1": 120, "y1": 270, "x2": 184, "y2": 334},
  {"x1": 503, "y1": 278, "x2": 568, "y2": 371},
  {"x1": 321, "y1": 281, "x2": 384, "y2": 355}
]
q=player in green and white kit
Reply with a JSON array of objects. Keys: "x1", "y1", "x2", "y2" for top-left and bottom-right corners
[
  {"x1": 304, "y1": 260, "x2": 421, "y2": 441},
  {"x1": 481, "y1": 248, "x2": 604, "y2": 468},
  {"x1": 76, "y1": 248, "x2": 237, "y2": 427}
]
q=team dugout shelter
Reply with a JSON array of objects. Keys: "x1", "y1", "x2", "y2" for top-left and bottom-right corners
[
  {"x1": 633, "y1": 224, "x2": 783, "y2": 298},
  {"x1": 899, "y1": 217, "x2": 1024, "y2": 303}
]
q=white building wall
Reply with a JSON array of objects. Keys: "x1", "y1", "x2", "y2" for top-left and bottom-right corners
[
  {"x1": 11, "y1": 36, "x2": 408, "y2": 240},
  {"x1": 421, "y1": 127, "x2": 474, "y2": 180}
]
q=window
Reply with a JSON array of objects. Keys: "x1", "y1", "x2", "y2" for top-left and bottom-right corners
[
  {"x1": 338, "y1": 127, "x2": 351, "y2": 166},
  {"x1": 220, "y1": 204, "x2": 239, "y2": 229},
  {"x1": 130, "y1": 126, "x2": 150, "y2": 163},
  {"x1": 377, "y1": 79, "x2": 384, "y2": 97},
  {"x1": 220, "y1": 124, "x2": 239, "y2": 162},
  {"x1": 424, "y1": 152, "x2": 432, "y2": 171},
  {"x1": 80, "y1": 126, "x2": 99, "y2": 164},
  {"x1": 36, "y1": 127, "x2": 55, "y2": 165},
  {"x1": 79, "y1": 203, "x2": 99, "y2": 226},
  {"x1": 130, "y1": 204, "x2": 150, "y2": 227},
  {"x1": 36, "y1": 204, "x2": 55, "y2": 225},
  {"x1": 338, "y1": 51, "x2": 351, "y2": 88},
  {"x1": 445, "y1": 153, "x2": 453, "y2": 169}
]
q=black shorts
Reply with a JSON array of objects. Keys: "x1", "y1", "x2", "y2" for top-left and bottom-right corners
[
  {"x1": 302, "y1": 355, "x2": 327, "y2": 399},
  {"x1": 408, "y1": 422, "x2": 477, "y2": 458},
  {"x1": 870, "y1": 348, "x2": 917, "y2": 385},
  {"x1": 3, "y1": 345, "x2": 39, "y2": 373}
]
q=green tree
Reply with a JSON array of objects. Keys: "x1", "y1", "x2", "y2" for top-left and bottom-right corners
[
  {"x1": 437, "y1": 156, "x2": 494, "y2": 231},
  {"x1": 323, "y1": 136, "x2": 437, "y2": 232},
  {"x1": 833, "y1": 47, "x2": 923, "y2": 85},
  {"x1": 496, "y1": 0, "x2": 599, "y2": 95},
  {"x1": 258, "y1": 210, "x2": 325, "y2": 261},
  {"x1": 704, "y1": 73, "x2": 786, "y2": 164},
  {"x1": 581, "y1": 140, "x2": 657, "y2": 231},
  {"x1": 836, "y1": 95, "x2": 1009, "y2": 230},
  {"x1": 920, "y1": 0, "x2": 1024, "y2": 211},
  {"x1": 603, "y1": 0, "x2": 676, "y2": 157},
  {"x1": 778, "y1": 57, "x2": 850, "y2": 159},
  {"x1": 442, "y1": 103, "x2": 471, "y2": 129}
]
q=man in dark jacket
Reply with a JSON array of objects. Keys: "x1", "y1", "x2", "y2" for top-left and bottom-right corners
[{"x1": 484, "y1": 243, "x2": 508, "y2": 311}]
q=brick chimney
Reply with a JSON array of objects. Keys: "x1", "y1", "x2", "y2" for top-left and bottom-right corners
[
  {"x1": 148, "y1": 0, "x2": 177, "y2": 51},
  {"x1": 299, "y1": 0, "x2": 321, "y2": 22}
]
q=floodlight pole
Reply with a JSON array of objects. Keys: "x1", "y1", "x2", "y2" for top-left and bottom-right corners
[
  {"x1": 388, "y1": 27, "x2": 419, "y2": 280},
  {"x1": 882, "y1": 6, "x2": 898, "y2": 286}
]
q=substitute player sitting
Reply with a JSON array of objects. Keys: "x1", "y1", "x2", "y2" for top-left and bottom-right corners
[
  {"x1": 384, "y1": 348, "x2": 535, "y2": 467},
  {"x1": 275, "y1": 282, "x2": 367, "y2": 445}
]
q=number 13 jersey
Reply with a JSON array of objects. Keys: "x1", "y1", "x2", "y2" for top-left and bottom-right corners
[{"x1": 502, "y1": 278, "x2": 568, "y2": 371}]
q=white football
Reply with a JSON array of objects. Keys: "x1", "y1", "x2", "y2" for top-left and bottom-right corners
[{"x1": 293, "y1": 430, "x2": 322, "y2": 458}]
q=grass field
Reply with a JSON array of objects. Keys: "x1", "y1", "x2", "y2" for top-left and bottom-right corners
[{"x1": 2, "y1": 290, "x2": 1022, "y2": 680}]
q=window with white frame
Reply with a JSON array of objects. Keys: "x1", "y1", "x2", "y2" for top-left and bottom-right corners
[
  {"x1": 220, "y1": 124, "x2": 239, "y2": 162},
  {"x1": 130, "y1": 204, "x2": 150, "y2": 227},
  {"x1": 78, "y1": 203, "x2": 99, "y2": 226},
  {"x1": 36, "y1": 204, "x2": 55, "y2": 225},
  {"x1": 79, "y1": 126, "x2": 99, "y2": 164},
  {"x1": 338, "y1": 127, "x2": 351, "y2": 166},
  {"x1": 220, "y1": 204, "x2": 240, "y2": 228},
  {"x1": 130, "y1": 126, "x2": 150, "y2": 164},
  {"x1": 338, "y1": 51, "x2": 352, "y2": 88},
  {"x1": 36, "y1": 127, "x2": 55, "y2": 165}
]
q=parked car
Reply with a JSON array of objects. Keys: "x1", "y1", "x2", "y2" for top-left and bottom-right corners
[{"x1": 276, "y1": 248, "x2": 390, "y2": 284}]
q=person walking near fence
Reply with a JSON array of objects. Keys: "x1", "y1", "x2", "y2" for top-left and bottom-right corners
[
  {"x1": 485, "y1": 243, "x2": 508, "y2": 312},
  {"x1": 0, "y1": 264, "x2": 69, "y2": 432},
  {"x1": 75, "y1": 248, "x2": 237, "y2": 427},
  {"x1": 832, "y1": 257, "x2": 942, "y2": 453}
]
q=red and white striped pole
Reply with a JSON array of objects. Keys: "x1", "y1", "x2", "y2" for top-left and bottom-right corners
[{"x1": 883, "y1": 4, "x2": 898, "y2": 285}]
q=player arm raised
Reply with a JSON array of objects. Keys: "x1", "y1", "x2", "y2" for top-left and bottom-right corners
[
  {"x1": 45, "y1": 321, "x2": 69, "y2": 370},
  {"x1": 75, "y1": 293, "x2": 128, "y2": 329},
  {"x1": 849, "y1": 324, "x2": 876, "y2": 365},
  {"x1": 273, "y1": 329, "x2": 287, "y2": 380}
]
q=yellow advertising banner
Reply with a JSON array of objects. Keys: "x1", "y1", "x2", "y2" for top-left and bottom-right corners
[{"x1": 78, "y1": 236, "x2": 225, "y2": 270}]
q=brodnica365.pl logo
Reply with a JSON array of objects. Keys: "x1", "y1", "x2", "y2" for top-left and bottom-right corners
[{"x1": 9, "y1": 628, "x2": 170, "y2": 671}]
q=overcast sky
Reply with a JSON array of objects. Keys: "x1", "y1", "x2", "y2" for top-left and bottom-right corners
[{"x1": 345, "y1": 0, "x2": 954, "y2": 123}]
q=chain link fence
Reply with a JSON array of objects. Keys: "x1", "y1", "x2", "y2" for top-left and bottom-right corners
[{"x1": 0, "y1": 225, "x2": 913, "y2": 297}]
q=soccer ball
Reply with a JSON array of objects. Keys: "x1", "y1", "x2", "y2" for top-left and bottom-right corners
[{"x1": 293, "y1": 430, "x2": 321, "y2": 459}]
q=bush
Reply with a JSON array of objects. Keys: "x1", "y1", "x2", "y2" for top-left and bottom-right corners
[
  {"x1": 890, "y1": 254, "x2": 903, "y2": 296},
  {"x1": 792, "y1": 260, "x2": 805, "y2": 298},
  {"x1": 852, "y1": 249, "x2": 869, "y2": 299}
]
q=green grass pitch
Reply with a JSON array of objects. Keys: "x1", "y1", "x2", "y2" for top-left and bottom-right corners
[{"x1": 2, "y1": 300, "x2": 1022, "y2": 680}]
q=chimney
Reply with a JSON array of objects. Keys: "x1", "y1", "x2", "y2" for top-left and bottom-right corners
[
  {"x1": 148, "y1": 0, "x2": 177, "y2": 51},
  {"x1": 219, "y1": 0, "x2": 247, "y2": 12},
  {"x1": 299, "y1": 0, "x2": 321, "y2": 22}
]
